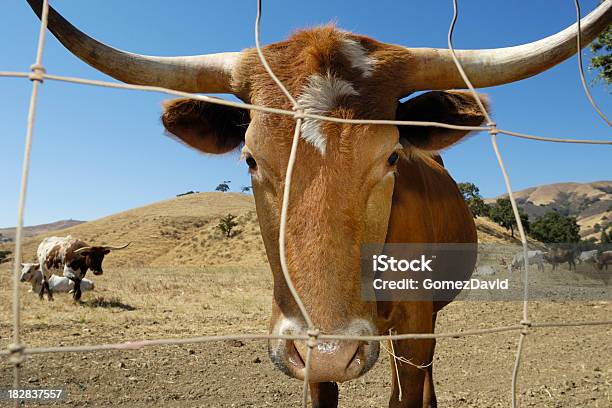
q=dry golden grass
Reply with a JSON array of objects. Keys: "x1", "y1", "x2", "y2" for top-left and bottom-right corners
[
  {"x1": 0, "y1": 193, "x2": 609, "y2": 407},
  {"x1": 0, "y1": 192, "x2": 529, "y2": 270},
  {"x1": 1, "y1": 261, "x2": 610, "y2": 407},
  {"x1": 0, "y1": 263, "x2": 272, "y2": 346},
  {"x1": 0, "y1": 193, "x2": 265, "y2": 268}
]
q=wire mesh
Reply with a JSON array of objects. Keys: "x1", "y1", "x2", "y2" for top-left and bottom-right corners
[{"x1": 2, "y1": 0, "x2": 611, "y2": 407}]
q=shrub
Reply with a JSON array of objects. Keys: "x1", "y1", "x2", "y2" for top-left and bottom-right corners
[
  {"x1": 489, "y1": 198, "x2": 529, "y2": 238},
  {"x1": 217, "y1": 214, "x2": 239, "y2": 238}
]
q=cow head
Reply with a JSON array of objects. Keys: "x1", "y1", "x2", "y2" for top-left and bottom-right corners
[
  {"x1": 27, "y1": 0, "x2": 611, "y2": 383},
  {"x1": 74, "y1": 243, "x2": 130, "y2": 275},
  {"x1": 20, "y1": 263, "x2": 40, "y2": 282},
  {"x1": 162, "y1": 83, "x2": 488, "y2": 381}
]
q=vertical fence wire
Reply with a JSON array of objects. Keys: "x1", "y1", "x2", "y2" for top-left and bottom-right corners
[
  {"x1": 254, "y1": 1, "x2": 316, "y2": 405},
  {"x1": 446, "y1": 1, "x2": 535, "y2": 406},
  {"x1": 2, "y1": 0, "x2": 611, "y2": 407},
  {"x1": 10, "y1": 1, "x2": 50, "y2": 406}
]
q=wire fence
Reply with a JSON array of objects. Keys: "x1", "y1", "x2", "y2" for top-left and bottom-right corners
[{"x1": 1, "y1": 0, "x2": 611, "y2": 407}]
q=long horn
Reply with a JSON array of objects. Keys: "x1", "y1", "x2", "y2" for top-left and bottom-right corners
[
  {"x1": 102, "y1": 242, "x2": 131, "y2": 251},
  {"x1": 74, "y1": 246, "x2": 92, "y2": 254},
  {"x1": 402, "y1": 0, "x2": 612, "y2": 91},
  {"x1": 26, "y1": 0, "x2": 240, "y2": 94}
]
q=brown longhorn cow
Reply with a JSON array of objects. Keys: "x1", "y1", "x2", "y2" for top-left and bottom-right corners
[
  {"x1": 27, "y1": 0, "x2": 612, "y2": 406},
  {"x1": 36, "y1": 235, "x2": 130, "y2": 301}
]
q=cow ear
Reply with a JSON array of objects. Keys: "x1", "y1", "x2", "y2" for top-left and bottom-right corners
[
  {"x1": 396, "y1": 91, "x2": 489, "y2": 151},
  {"x1": 162, "y1": 98, "x2": 250, "y2": 154},
  {"x1": 103, "y1": 249, "x2": 110, "y2": 255}
]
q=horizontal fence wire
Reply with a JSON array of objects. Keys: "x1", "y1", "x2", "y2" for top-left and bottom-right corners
[
  {"x1": 2, "y1": 0, "x2": 610, "y2": 407},
  {"x1": 2, "y1": 320, "x2": 612, "y2": 358},
  {"x1": 0, "y1": 71, "x2": 610, "y2": 144}
]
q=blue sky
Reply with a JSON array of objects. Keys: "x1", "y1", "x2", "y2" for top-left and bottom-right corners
[{"x1": 1, "y1": 0, "x2": 610, "y2": 227}]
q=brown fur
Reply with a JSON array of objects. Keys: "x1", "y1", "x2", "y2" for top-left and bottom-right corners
[
  {"x1": 162, "y1": 98, "x2": 249, "y2": 154},
  {"x1": 162, "y1": 25, "x2": 483, "y2": 407}
]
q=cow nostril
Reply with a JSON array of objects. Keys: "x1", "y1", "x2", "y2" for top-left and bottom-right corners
[
  {"x1": 346, "y1": 344, "x2": 361, "y2": 370},
  {"x1": 286, "y1": 340, "x2": 305, "y2": 369}
]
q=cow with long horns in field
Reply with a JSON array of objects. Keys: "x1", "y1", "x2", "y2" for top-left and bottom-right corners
[
  {"x1": 27, "y1": 0, "x2": 611, "y2": 406},
  {"x1": 36, "y1": 235, "x2": 129, "y2": 301}
]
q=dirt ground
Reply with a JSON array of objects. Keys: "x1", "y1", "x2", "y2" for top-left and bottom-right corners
[{"x1": 1, "y1": 263, "x2": 610, "y2": 407}]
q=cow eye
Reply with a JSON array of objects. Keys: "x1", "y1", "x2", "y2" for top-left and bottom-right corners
[
  {"x1": 387, "y1": 152, "x2": 399, "y2": 166},
  {"x1": 245, "y1": 155, "x2": 257, "y2": 170}
]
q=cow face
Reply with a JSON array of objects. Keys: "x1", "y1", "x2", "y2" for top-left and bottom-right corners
[
  {"x1": 163, "y1": 61, "x2": 486, "y2": 382},
  {"x1": 77, "y1": 248, "x2": 110, "y2": 275},
  {"x1": 20, "y1": 263, "x2": 40, "y2": 282}
]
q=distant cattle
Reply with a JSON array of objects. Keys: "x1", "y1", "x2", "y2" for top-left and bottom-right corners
[
  {"x1": 20, "y1": 263, "x2": 94, "y2": 295},
  {"x1": 37, "y1": 236, "x2": 129, "y2": 301},
  {"x1": 543, "y1": 248, "x2": 576, "y2": 271},
  {"x1": 508, "y1": 251, "x2": 544, "y2": 273},
  {"x1": 595, "y1": 251, "x2": 612, "y2": 271},
  {"x1": 578, "y1": 250, "x2": 599, "y2": 265},
  {"x1": 474, "y1": 265, "x2": 496, "y2": 276}
]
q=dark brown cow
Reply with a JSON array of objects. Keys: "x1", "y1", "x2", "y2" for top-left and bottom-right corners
[
  {"x1": 36, "y1": 236, "x2": 129, "y2": 301},
  {"x1": 595, "y1": 251, "x2": 612, "y2": 271},
  {"x1": 543, "y1": 247, "x2": 577, "y2": 271},
  {"x1": 27, "y1": 0, "x2": 611, "y2": 406}
]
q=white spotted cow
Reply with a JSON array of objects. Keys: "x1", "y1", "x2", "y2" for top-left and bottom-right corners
[
  {"x1": 578, "y1": 250, "x2": 599, "y2": 266},
  {"x1": 20, "y1": 263, "x2": 94, "y2": 295},
  {"x1": 508, "y1": 250, "x2": 545, "y2": 273},
  {"x1": 36, "y1": 236, "x2": 129, "y2": 301}
]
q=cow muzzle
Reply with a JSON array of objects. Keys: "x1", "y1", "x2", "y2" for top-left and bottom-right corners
[{"x1": 268, "y1": 318, "x2": 379, "y2": 383}]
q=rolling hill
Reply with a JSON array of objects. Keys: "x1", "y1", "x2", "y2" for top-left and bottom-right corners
[
  {"x1": 0, "y1": 219, "x2": 85, "y2": 242},
  {"x1": 487, "y1": 181, "x2": 612, "y2": 240},
  {"x1": 0, "y1": 192, "x2": 535, "y2": 268}
]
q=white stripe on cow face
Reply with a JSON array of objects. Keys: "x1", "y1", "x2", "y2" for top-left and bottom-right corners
[{"x1": 298, "y1": 73, "x2": 358, "y2": 155}]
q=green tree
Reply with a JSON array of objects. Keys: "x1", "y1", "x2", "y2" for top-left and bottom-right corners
[
  {"x1": 489, "y1": 198, "x2": 529, "y2": 238},
  {"x1": 217, "y1": 214, "x2": 238, "y2": 238},
  {"x1": 589, "y1": 23, "x2": 612, "y2": 87},
  {"x1": 457, "y1": 182, "x2": 488, "y2": 218},
  {"x1": 215, "y1": 181, "x2": 230, "y2": 192},
  {"x1": 529, "y1": 211, "x2": 581, "y2": 243}
]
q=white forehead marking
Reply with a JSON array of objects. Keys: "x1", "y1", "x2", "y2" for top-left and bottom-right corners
[
  {"x1": 339, "y1": 36, "x2": 376, "y2": 78},
  {"x1": 297, "y1": 73, "x2": 358, "y2": 155}
]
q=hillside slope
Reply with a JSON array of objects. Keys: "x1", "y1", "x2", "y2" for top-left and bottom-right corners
[
  {"x1": 3, "y1": 193, "x2": 266, "y2": 268},
  {"x1": 0, "y1": 219, "x2": 85, "y2": 242},
  {"x1": 2, "y1": 192, "x2": 530, "y2": 268},
  {"x1": 488, "y1": 181, "x2": 611, "y2": 239}
]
